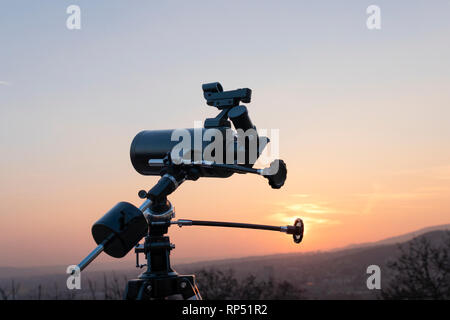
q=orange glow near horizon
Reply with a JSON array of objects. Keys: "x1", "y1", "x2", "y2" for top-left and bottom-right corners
[
  {"x1": 1, "y1": 152, "x2": 450, "y2": 267},
  {"x1": 1, "y1": 1, "x2": 450, "y2": 269}
]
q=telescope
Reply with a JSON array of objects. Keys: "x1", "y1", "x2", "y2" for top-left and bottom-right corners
[{"x1": 74, "y1": 82, "x2": 304, "y2": 300}]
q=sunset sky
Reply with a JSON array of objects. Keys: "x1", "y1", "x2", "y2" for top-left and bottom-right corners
[{"x1": 1, "y1": 1, "x2": 449, "y2": 269}]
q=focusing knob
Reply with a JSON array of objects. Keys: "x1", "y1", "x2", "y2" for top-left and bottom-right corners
[
  {"x1": 264, "y1": 160, "x2": 287, "y2": 189},
  {"x1": 138, "y1": 190, "x2": 148, "y2": 199}
]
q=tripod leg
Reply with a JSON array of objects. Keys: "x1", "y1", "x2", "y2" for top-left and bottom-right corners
[
  {"x1": 179, "y1": 276, "x2": 202, "y2": 300},
  {"x1": 124, "y1": 276, "x2": 202, "y2": 300}
]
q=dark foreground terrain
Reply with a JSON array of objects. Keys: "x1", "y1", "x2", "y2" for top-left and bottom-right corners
[{"x1": 1, "y1": 224, "x2": 449, "y2": 299}]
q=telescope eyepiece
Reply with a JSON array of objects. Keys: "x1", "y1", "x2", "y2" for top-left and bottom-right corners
[{"x1": 228, "y1": 105, "x2": 254, "y2": 131}]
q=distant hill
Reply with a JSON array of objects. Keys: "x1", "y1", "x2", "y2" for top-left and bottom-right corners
[
  {"x1": 339, "y1": 223, "x2": 450, "y2": 250},
  {"x1": 176, "y1": 229, "x2": 450, "y2": 299}
]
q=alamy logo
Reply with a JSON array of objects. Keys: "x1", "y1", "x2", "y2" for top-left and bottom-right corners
[
  {"x1": 66, "y1": 5, "x2": 81, "y2": 30},
  {"x1": 366, "y1": 265, "x2": 381, "y2": 290},
  {"x1": 366, "y1": 5, "x2": 381, "y2": 30},
  {"x1": 66, "y1": 265, "x2": 81, "y2": 290},
  {"x1": 170, "y1": 125, "x2": 280, "y2": 173}
]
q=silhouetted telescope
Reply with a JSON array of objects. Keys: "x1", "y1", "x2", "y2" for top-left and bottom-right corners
[{"x1": 74, "y1": 82, "x2": 303, "y2": 299}]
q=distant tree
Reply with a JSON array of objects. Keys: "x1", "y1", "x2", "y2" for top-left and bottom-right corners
[
  {"x1": 195, "y1": 268, "x2": 239, "y2": 300},
  {"x1": 102, "y1": 272, "x2": 126, "y2": 300},
  {"x1": 0, "y1": 287, "x2": 7, "y2": 300},
  {"x1": 381, "y1": 232, "x2": 450, "y2": 300},
  {"x1": 0, "y1": 270, "x2": 304, "y2": 300},
  {"x1": 195, "y1": 268, "x2": 304, "y2": 300},
  {"x1": 0, "y1": 280, "x2": 21, "y2": 300}
]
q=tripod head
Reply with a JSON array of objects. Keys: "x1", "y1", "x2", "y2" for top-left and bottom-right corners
[{"x1": 74, "y1": 82, "x2": 304, "y2": 299}]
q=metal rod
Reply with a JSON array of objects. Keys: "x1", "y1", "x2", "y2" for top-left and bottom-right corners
[
  {"x1": 201, "y1": 163, "x2": 261, "y2": 175},
  {"x1": 75, "y1": 232, "x2": 115, "y2": 273},
  {"x1": 172, "y1": 219, "x2": 284, "y2": 232},
  {"x1": 170, "y1": 159, "x2": 264, "y2": 175},
  {"x1": 139, "y1": 199, "x2": 151, "y2": 212},
  {"x1": 147, "y1": 158, "x2": 268, "y2": 176},
  {"x1": 76, "y1": 240, "x2": 107, "y2": 272}
]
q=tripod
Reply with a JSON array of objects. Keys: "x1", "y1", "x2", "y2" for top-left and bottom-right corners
[{"x1": 124, "y1": 194, "x2": 202, "y2": 300}]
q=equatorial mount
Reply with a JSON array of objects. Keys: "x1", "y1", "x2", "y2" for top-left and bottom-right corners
[
  {"x1": 74, "y1": 153, "x2": 303, "y2": 299},
  {"x1": 73, "y1": 81, "x2": 302, "y2": 300},
  {"x1": 74, "y1": 159, "x2": 303, "y2": 299}
]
